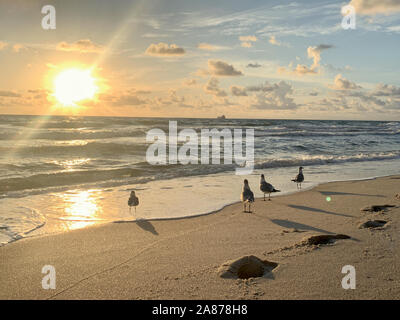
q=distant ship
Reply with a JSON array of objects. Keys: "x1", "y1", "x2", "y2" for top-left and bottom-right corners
[{"x1": 217, "y1": 115, "x2": 226, "y2": 120}]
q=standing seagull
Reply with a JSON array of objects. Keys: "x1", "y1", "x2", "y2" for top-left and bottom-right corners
[
  {"x1": 260, "y1": 174, "x2": 280, "y2": 201},
  {"x1": 128, "y1": 191, "x2": 139, "y2": 214},
  {"x1": 292, "y1": 166, "x2": 304, "y2": 189},
  {"x1": 241, "y1": 179, "x2": 255, "y2": 213}
]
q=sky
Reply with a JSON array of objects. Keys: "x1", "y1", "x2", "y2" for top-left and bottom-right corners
[{"x1": 0, "y1": 0, "x2": 400, "y2": 120}]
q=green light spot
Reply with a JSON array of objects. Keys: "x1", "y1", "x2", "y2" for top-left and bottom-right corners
[{"x1": 326, "y1": 196, "x2": 331, "y2": 202}]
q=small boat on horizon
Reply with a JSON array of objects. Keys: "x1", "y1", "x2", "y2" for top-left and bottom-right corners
[{"x1": 217, "y1": 115, "x2": 226, "y2": 120}]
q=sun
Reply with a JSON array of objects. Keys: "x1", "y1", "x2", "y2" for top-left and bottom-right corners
[{"x1": 53, "y1": 68, "x2": 98, "y2": 106}]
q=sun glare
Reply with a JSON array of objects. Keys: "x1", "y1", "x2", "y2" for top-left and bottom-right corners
[{"x1": 53, "y1": 68, "x2": 98, "y2": 106}]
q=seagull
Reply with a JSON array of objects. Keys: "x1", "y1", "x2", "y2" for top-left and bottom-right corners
[
  {"x1": 260, "y1": 174, "x2": 280, "y2": 201},
  {"x1": 292, "y1": 166, "x2": 304, "y2": 189},
  {"x1": 128, "y1": 191, "x2": 139, "y2": 214},
  {"x1": 241, "y1": 179, "x2": 254, "y2": 213}
]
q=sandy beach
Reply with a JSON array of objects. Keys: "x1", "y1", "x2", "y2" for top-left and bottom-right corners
[{"x1": 1, "y1": 175, "x2": 400, "y2": 300}]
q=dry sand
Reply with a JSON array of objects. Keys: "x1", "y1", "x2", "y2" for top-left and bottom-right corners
[{"x1": 1, "y1": 175, "x2": 400, "y2": 299}]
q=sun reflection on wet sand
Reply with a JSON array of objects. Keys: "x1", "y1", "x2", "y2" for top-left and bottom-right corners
[{"x1": 59, "y1": 189, "x2": 103, "y2": 230}]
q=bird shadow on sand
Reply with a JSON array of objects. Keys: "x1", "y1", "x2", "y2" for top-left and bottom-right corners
[
  {"x1": 270, "y1": 219, "x2": 360, "y2": 242},
  {"x1": 288, "y1": 204, "x2": 353, "y2": 218},
  {"x1": 114, "y1": 219, "x2": 158, "y2": 235},
  {"x1": 319, "y1": 191, "x2": 385, "y2": 198},
  {"x1": 270, "y1": 219, "x2": 334, "y2": 234}
]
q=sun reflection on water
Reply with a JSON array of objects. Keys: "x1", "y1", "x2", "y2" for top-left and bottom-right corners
[{"x1": 59, "y1": 189, "x2": 103, "y2": 230}]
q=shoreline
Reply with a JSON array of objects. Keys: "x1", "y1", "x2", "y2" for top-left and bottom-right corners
[
  {"x1": 1, "y1": 174, "x2": 400, "y2": 299},
  {"x1": 0, "y1": 171, "x2": 397, "y2": 248}
]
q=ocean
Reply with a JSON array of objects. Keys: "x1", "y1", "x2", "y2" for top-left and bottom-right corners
[{"x1": 1, "y1": 115, "x2": 400, "y2": 245}]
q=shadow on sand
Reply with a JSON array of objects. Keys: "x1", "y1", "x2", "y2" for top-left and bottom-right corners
[
  {"x1": 114, "y1": 219, "x2": 158, "y2": 235},
  {"x1": 288, "y1": 204, "x2": 353, "y2": 218},
  {"x1": 270, "y1": 219, "x2": 334, "y2": 234},
  {"x1": 319, "y1": 190, "x2": 385, "y2": 198}
]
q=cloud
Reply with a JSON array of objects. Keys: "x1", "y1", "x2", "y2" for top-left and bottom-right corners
[
  {"x1": 241, "y1": 42, "x2": 253, "y2": 48},
  {"x1": 230, "y1": 86, "x2": 248, "y2": 96},
  {"x1": 111, "y1": 95, "x2": 147, "y2": 106},
  {"x1": 329, "y1": 74, "x2": 361, "y2": 90},
  {"x1": 278, "y1": 44, "x2": 333, "y2": 76},
  {"x1": 372, "y1": 83, "x2": 400, "y2": 96},
  {"x1": 207, "y1": 60, "x2": 243, "y2": 76},
  {"x1": 239, "y1": 35, "x2": 257, "y2": 47},
  {"x1": 197, "y1": 43, "x2": 216, "y2": 50},
  {"x1": 269, "y1": 36, "x2": 281, "y2": 46},
  {"x1": 57, "y1": 39, "x2": 103, "y2": 53},
  {"x1": 278, "y1": 64, "x2": 316, "y2": 76},
  {"x1": 154, "y1": 90, "x2": 194, "y2": 109},
  {"x1": 13, "y1": 44, "x2": 26, "y2": 53},
  {"x1": 294, "y1": 64, "x2": 317, "y2": 75},
  {"x1": 0, "y1": 90, "x2": 21, "y2": 97},
  {"x1": 204, "y1": 78, "x2": 227, "y2": 97},
  {"x1": 98, "y1": 89, "x2": 149, "y2": 107},
  {"x1": 231, "y1": 81, "x2": 298, "y2": 110},
  {"x1": 349, "y1": 0, "x2": 400, "y2": 15},
  {"x1": 0, "y1": 41, "x2": 8, "y2": 50},
  {"x1": 183, "y1": 79, "x2": 197, "y2": 86},
  {"x1": 145, "y1": 42, "x2": 185, "y2": 56},
  {"x1": 246, "y1": 63, "x2": 262, "y2": 68},
  {"x1": 239, "y1": 35, "x2": 257, "y2": 41},
  {"x1": 196, "y1": 43, "x2": 229, "y2": 51},
  {"x1": 247, "y1": 81, "x2": 298, "y2": 110},
  {"x1": 318, "y1": 81, "x2": 400, "y2": 112},
  {"x1": 307, "y1": 44, "x2": 333, "y2": 70}
]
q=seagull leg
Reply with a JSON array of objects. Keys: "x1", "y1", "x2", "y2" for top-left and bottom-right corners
[
  {"x1": 269, "y1": 193, "x2": 271, "y2": 201},
  {"x1": 263, "y1": 193, "x2": 265, "y2": 201}
]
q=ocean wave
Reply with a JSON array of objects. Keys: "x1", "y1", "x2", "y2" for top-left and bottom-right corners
[
  {"x1": 1, "y1": 141, "x2": 148, "y2": 157},
  {"x1": 0, "y1": 207, "x2": 46, "y2": 246},
  {"x1": 254, "y1": 151, "x2": 400, "y2": 169},
  {"x1": 0, "y1": 167, "x2": 141, "y2": 193}
]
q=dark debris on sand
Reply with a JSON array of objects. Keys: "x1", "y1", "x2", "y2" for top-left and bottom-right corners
[{"x1": 361, "y1": 204, "x2": 395, "y2": 213}]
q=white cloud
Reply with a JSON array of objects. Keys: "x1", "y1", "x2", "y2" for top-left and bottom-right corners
[
  {"x1": 329, "y1": 74, "x2": 361, "y2": 90},
  {"x1": 57, "y1": 39, "x2": 103, "y2": 53},
  {"x1": 197, "y1": 43, "x2": 227, "y2": 51},
  {"x1": 239, "y1": 35, "x2": 257, "y2": 47},
  {"x1": 204, "y1": 78, "x2": 227, "y2": 97},
  {"x1": 230, "y1": 86, "x2": 248, "y2": 96},
  {"x1": 349, "y1": 0, "x2": 400, "y2": 15},
  {"x1": 247, "y1": 81, "x2": 298, "y2": 110},
  {"x1": 202, "y1": 60, "x2": 243, "y2": 77},
  {"x1": 278, "y1": 44, "x2": 333, "y2": 76},
  {"x1": 268, "y1": 35, "x2": 284, "y2": 46},
  {"x1": 145, "y1": 42, "x2": 185, "y2": 56}
]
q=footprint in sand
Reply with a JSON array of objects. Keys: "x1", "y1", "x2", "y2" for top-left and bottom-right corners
[
  {"x1": 361, "y1": 204, "x2": 395, "y2": 213},
  {"x1": 359, "y1": 220, "x2": 388, "y2": 229},
  {"x1": 218, "y1": 255, "x2": 278, "y2": 280},
  {"x1": 300, "y1": 234, "x2": 351, "y2": 246}
]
